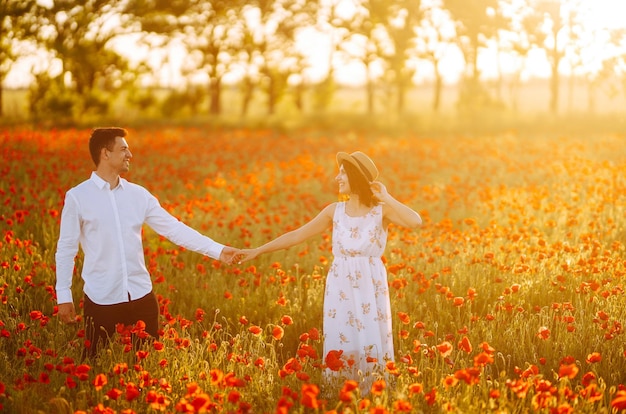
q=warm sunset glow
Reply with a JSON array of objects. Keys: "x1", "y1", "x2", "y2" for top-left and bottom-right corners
[{"x1": 4, "y1": 0, "x2": 626, "y2": 88}]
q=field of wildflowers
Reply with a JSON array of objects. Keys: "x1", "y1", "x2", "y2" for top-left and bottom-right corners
[{"x1": 1, "y1": 127, "x2": 625, "y2": 413}]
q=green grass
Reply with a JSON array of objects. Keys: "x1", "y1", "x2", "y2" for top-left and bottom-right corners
[{"x1": 0, "y1": 127, "x2": 625, "y2": 412}]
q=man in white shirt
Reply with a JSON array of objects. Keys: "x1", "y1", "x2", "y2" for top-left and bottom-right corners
[{"x1": 55, "y1": 127, "x2": 239, "y2": 358}]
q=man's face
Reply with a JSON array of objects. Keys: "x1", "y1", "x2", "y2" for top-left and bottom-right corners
[{"x1": 104, "y1": 136, "x2": 132, "y2": 173}]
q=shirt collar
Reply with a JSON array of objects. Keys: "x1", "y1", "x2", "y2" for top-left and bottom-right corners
[{"x1": 90, "y1": 171, "x2": 126, "y2": 190}]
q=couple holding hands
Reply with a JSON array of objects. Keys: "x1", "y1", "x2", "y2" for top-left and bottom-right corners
[{"x1": 55, "y1": 127, "x2": 422, "y2": 391}]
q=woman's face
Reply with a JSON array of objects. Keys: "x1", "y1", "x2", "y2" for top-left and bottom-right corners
[{"x1": 335, "y1": 164, "x2": 351, "y2": 194}]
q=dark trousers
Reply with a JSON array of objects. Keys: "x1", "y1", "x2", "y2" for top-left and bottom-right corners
[{"x1": 83, "y1": 291, "x2": 159, "y2": 358}]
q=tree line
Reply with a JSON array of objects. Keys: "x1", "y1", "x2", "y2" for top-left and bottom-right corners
[{"x1": 2, "y1": 0, "x2": 626, "y2": 124}]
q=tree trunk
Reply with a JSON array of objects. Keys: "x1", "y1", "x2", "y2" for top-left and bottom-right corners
[
  {"x1": 293, "y1": 82, "x2": 303, "y2": 113},
  {"x1": 549, "y1": 28, "x2": 560, "y2": 114},
  {"x1": 267, "y1": 75, "x2": 276, "y2": 115},
  {"x1": 396, "y1": 77, "x2": 405, "y2": 116},
  {"x1": 240, "y1": 78, "x2": 253, "y2": 118},
  {"x1": 432, "y1": 73, "x2": 442, "y2": 112},
  {"x1": 550, "y1": 61, "x2": 559, "y2": 114},
  {"x1": 366, "y1": 79, "x2": 374, "y2": 116},
  {"x1": 587, "y1": 81, "x2": 595, "y2": 114},
  {"x1": 365, "y1": 62, "x2": 374, "y2": 116},
  {"x1": 209, "y1": 77, "x2": 221, "y2": 115}
]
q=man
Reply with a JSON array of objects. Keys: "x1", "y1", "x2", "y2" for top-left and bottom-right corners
[{"x1": 55, "y1": 127, "x2": 238, "y2": 357}]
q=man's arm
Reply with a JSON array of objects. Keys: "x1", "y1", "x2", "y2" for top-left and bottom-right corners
[
  {"x1": 55, "y1": 192, "x2": 80, "y2": 323},
  {"x1": 145, "y1": 193, "x2": 228, "y2": 261}
]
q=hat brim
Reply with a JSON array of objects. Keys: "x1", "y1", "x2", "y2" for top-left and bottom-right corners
[
  {"x1": 336, "y1": 152, "x2": 353, "y2": 168},
  {"x1": 336, "y1": 151, "x2": 378, "y2": 182}
]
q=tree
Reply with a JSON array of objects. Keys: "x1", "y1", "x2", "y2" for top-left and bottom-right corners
[
  {"x1": 333, "y1": 0, "x2": 394, "y2": 116},
  {"x1": 123, "y1": 0, "x2": 239, "y2": 116},
  {"x1": 441, "y1": 0, "x2": 505, "y2": 113},
  {"x1": 238, "y1": 0, "x2": 319, "y2": 116},
  {"x1": 182, "y1": 0, "x2": 246, "y2": 115},
  {"x1": 310, "y1": 0, "x2": 345, "y2": 113},
  {"x1": 418, "y1": 4, "x2": 455, "y2": 112},
  {"x1": 504, "y1": 2, "x2": 543, "y2": 112},
  {"x1": 0, "y1": 0, "x2": 38, "y2": 117},
  {"x1": 593, "y1": 29, "x2": 626, "y2": 115},
  {"x1": 35, "y1": 0, "x2": 134, "y2": 120},
  {"x1": 379, "y1": 0, "x2": 423, "y2": 117},
  {"x1": 533, "y1": 0, "x2": 566, "y2": 114},
  {"x1": 332, "y1": 0, "x2": 424, "y2": 117}
]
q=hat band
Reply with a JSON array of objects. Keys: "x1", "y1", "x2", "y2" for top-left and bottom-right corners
[{"x1": 353, "y1": 158, "x2": 373, "y2": 181}]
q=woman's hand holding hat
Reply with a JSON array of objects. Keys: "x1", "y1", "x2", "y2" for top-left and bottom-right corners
[{"x1": 370, "y1": 181, "x2": 390, "y2": 202}]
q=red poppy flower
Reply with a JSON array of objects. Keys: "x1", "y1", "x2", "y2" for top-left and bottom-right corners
[
  {"x1": 325, "y1": 350, "x2": 345, "y2": 372},
  {"x1": 209, "y1": 369, "x2": 224, "y2": 386},
  {"x1": 339, "y1": 380, "x2": 358, "y2": 402},
  {"x1": 424, "y1": 387, "x2": 437, "y2": 405},
  {"x1": 458, "y1": 336, "x2": 472, "y2": 354},
  {"x1": 308, "y1": 328, "x2": 320, "y2": 341},
  {"x1": 393, "y1": 400, "x2": 413, "y2": 412},
  {"x1": 408, "y1": 383, "x2": 423, "y2": 395},
  {"x1": 397, "y1": 312, "x2": 410, "y2": 324},
  {"x1": 537, "y1": 326, "x2": 551, "y2": 340},
  {"x1": 300, "y1": 384, "x2": 320, "y2": 408},
  {"x1": 272, "y1": 325, "x2": 284, "y2": 340},
  {"x1": 296, "y1": 371, "x2": 310, "y2": 381},
  {"x1": 586, "y1": 352, "x2": 601, "y2": 363},
  {"x1": 93, "y1": 373, "x2": 107, "y2": 391},
  {"x1": 611, "y1": 390, "x2": 626, "y2": 410},
  {"x1": 106, "y1": 388, "x2": 123, "y2": 400},
  {"x1": 558, "y1": 363, "x2": 579, "y2": 379},
  {"x1": 582, "y1": 371, "x2": 597, "y2": 387},
  {"x1": 190, "y1": 393, "x2": 212, "y2": 412},
  {"x1": 282, "y1": 358, "x2": 302, "y2": 374},
  {"x1": 125, "y1": 383, "x2": 141, "y2": 402},
  {"x1": 436, "y1": 341, "x2": 453, "y2": 358},
  {"x1": 194, "y1": 308, "x2": 205, "y2": 322},
  {"x1": 371, "y1": 379, "x2": 386, "y2": 395},
  {"x1": 136, "y1": 350, "x2": 149, "y2": 360},
  {"x1": 474, "y1": 352, "x2": 494, "y2": 367}
]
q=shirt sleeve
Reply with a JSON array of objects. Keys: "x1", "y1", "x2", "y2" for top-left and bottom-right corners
[
  {"x1": 55, "y1": 192, "x2": 80, "y2": 304},
  {"x1": 144, "y1": 192, "x2": 225, "y2": 260}
]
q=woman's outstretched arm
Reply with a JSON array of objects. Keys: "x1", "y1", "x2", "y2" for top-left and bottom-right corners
[{"x1": 239, "y1": 203, "x2": 336, "y2": 262}]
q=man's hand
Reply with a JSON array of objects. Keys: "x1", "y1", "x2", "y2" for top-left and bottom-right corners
[{"x1": 58, "y1": 302, "x2": 77, "y2": 324}]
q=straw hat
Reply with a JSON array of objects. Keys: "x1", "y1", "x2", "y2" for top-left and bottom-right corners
[{"x1": 336, "y1": 151, "x2": 379, "y2": 182}]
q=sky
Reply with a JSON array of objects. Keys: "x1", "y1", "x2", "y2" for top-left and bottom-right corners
[{"x1": 4, "y1": 0, "x2": 626, "y2": 88}]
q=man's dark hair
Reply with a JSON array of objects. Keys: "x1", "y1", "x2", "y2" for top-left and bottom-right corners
[
  {"x1": 89, "y1": 127, "x2": 128, "y2": 166},
  {"x1": 342, "y1": 161, "x2": 379, "y2": 207}
]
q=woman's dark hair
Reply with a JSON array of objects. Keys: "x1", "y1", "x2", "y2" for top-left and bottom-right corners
[
  {"x1": 342, "y1": 161, "x2": 379, "y2": 207},
  {"x1": 89, "y1": 127, "x2": 128, "y2": 166}
]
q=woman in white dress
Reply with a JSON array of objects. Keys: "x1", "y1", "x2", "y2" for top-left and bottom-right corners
[{"x1": 239, "y1": 151, "x2": 422, "y2": 393}]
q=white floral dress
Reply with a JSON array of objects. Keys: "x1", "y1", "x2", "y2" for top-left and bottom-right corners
[{"x1": 323, "y1": 201, "x2": 392, "y2": 387}]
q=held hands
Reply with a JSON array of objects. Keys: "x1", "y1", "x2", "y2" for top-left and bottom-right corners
[
  {"x1": 235, "y1": 248, "x2": 261, "y2": 264},
  {"x1": 219, "y1": 246, "x2": 262, "y2": 265},
  {"x1": 220, "y1": 246, "x2": 244, "y2": 265}
]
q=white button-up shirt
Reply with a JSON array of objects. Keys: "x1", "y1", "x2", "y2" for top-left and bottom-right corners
[{"x1": 55, "y1": 172, "x2": 225, "y2": 305}]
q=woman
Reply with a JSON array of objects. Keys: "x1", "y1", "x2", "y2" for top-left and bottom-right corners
[{"x1": 239, "y1": 151, "x2": 422, "y2": 392}]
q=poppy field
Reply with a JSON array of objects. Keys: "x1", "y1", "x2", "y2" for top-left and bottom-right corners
[{"x1": 1, "y1": 127, "x2": 626, "y2": 413}]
